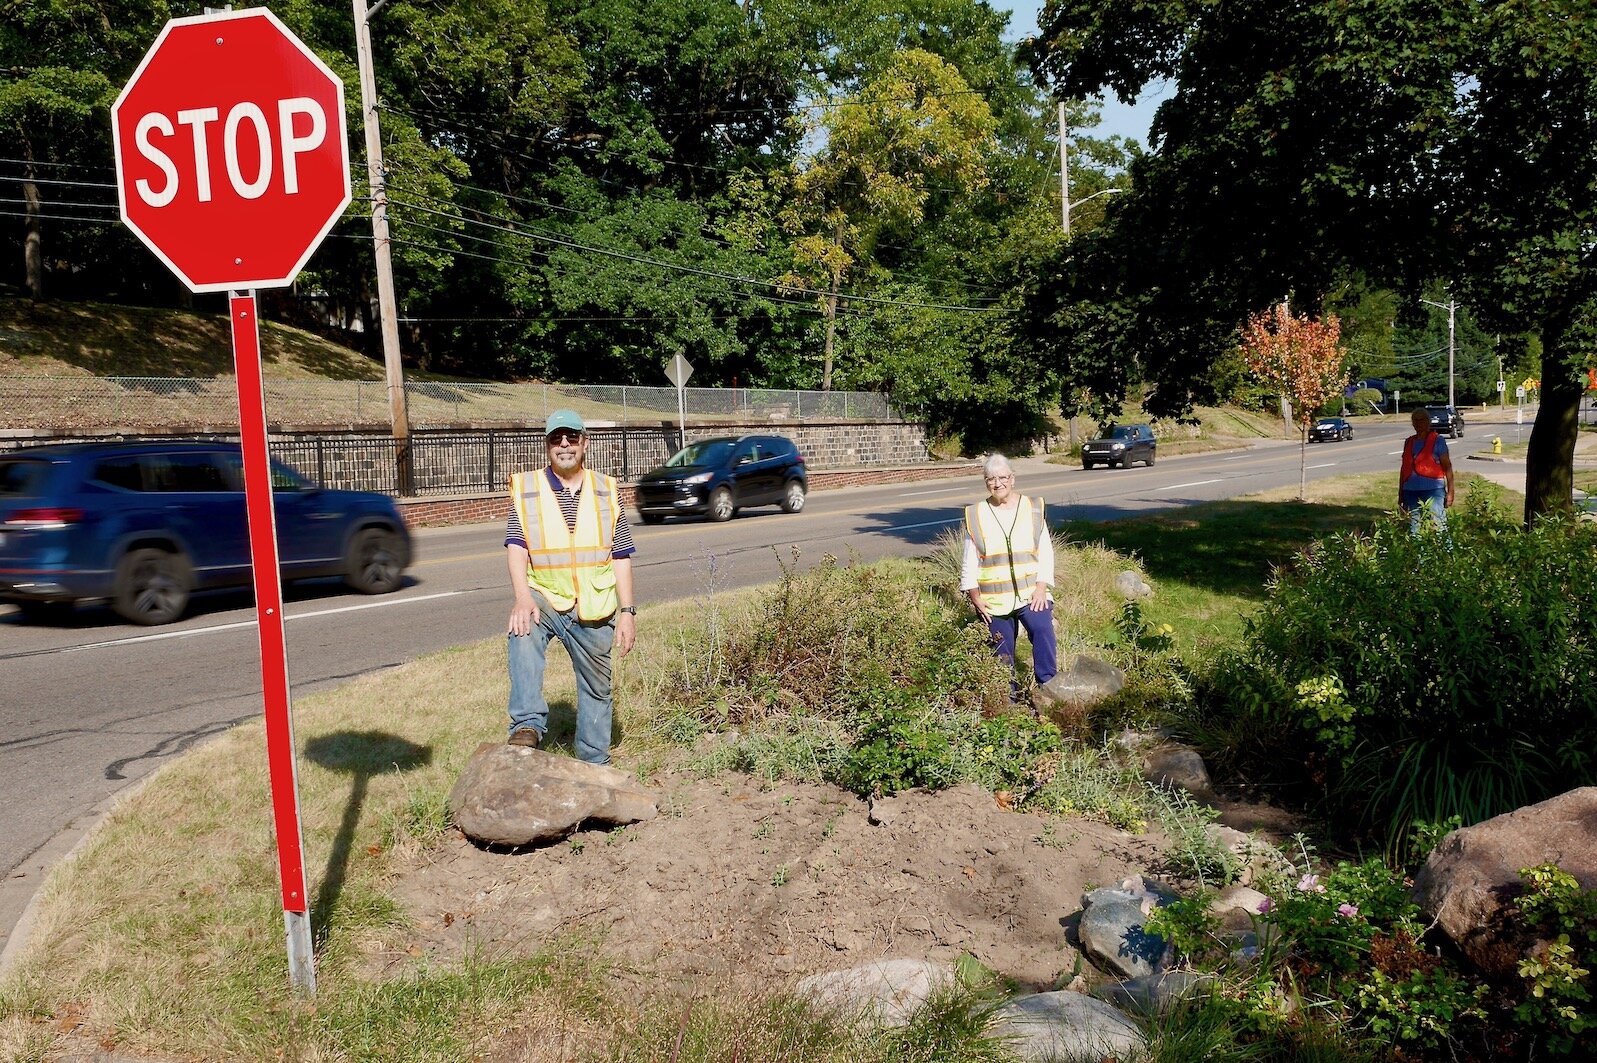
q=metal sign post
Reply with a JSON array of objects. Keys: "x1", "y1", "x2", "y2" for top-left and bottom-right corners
[
  {"x1": 112, "y1": 8, "x2": 352, "y2": 995},
  {"x1": 665, "y1": 354, "x2": 694, "y2": 449}
]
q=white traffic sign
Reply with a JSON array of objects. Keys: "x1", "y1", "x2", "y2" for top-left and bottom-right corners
[
  {"x1": 1497, "y1": 379, "x2": 1506, "y2": 393},
  {"x1": 665, "y1": 354, "x2": 694, "y2": 389}
]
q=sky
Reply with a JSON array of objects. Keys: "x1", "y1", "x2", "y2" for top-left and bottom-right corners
[{"x1": 998, "y1": 1, "x2": 1170, "y2": 146}]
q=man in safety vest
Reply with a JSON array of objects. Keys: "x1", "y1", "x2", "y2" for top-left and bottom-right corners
[
  {"x1": 503, "y1": 410, "x2": 637, "y2": 763},
  {"x1": 959, "y1": 453, "x2": 1058, "y2": 702},
  {"x1": 1399, "y1": 408, "x2": 1455, "y2": 534}
]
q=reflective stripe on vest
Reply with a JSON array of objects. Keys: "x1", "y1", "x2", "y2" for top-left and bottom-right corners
[
  {"x1": 964, "y1": 496, "x2": 1043, "y2": 616},
  {"x1": 1400, "y1": 432, "x2": 1445, "y2": 484},
  {"x1": 510, "y1": 467, "x2": 619, "y2": 621}
]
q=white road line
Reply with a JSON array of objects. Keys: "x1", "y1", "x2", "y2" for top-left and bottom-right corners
[
  {"x1": 1218, "y1": 456, "x2": 1250, "y2": 461},
  {"x1": 886, "y1": 516, "x2": 963, "y2": 533},
  {"x1": 1386, "y1": 450, "x2": 1403, "y2": 455},
  {"x1": 1158, "y1": 479, "x2": 1223, "y2": 492},
  {"x1": 59, "y1": 591, "x2": 469, "y2": 654},
  {"x1": 896, "y1": 488, "x2": 959, "y2": 498},
  {"x1": 1306, "y1": 463, "x2": 1337, "y2": 470}
]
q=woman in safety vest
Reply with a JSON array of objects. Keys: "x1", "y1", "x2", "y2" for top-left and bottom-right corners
[
  {"x1": 959, "y1": 453, "x2": 1057, "y2": 701},
  {"x1": 1399, "y1": 408, "x2": 1455, "y2": 534}
]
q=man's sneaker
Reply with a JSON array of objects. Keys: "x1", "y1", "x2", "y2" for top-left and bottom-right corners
[{"x1": 507, "y1": 728, "x2": 541, "y2": 748}]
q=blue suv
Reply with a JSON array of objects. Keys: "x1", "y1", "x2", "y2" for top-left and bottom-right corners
[
  {"x1": 0, "y1": 441, "x2": 411, "y2": 625},
  {"x1": 634, "y1": 434, "x2": 807, "y2": 523}
]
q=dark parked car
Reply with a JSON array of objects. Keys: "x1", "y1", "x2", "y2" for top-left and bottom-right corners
[
  {"x1": 0, "y1": 441, "x2": 411, "y2": 625},
  {"x1": 1308, "y1": 417, "x2": 1354, "y2": 442},
  {"x1": 634, "y1": 435, "x2": 806, "y2": 523},
  {"x1": 1081, "y1": 424, "x2": 1157, "y2": 469},
  {"x1": 1426, "y1": 405, "x2": 1465, "y2": 438}
]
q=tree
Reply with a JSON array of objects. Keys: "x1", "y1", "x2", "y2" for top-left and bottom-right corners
[
  {"x1": 1023, "y1": 0, "x2": 1597, "y2": 524},
  {"x1": 1240, "y1": 304, "x2": 1348, "y2": 500}
]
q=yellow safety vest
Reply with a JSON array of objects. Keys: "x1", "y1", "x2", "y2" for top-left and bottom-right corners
[
  {"x1": 964, "y1": 495, "x2": 1044, "y2": 616},
  {"x1": 510, "y1": 467, "x2": 620, "y2": 621}
]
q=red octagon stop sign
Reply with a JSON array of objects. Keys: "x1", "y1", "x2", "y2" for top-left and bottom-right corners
[{"x1": 113, "y1": 8, "x2": 351, "y2": 292}]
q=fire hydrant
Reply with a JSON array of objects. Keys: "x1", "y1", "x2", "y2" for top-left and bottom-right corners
[{"x1": 1492, "y1": 436, "x2": 1502, "y2": 454}]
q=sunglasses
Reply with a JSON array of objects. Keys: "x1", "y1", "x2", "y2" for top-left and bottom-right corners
[{"x1": 546, "y1": 430, "x2": 584, "y2": 446}]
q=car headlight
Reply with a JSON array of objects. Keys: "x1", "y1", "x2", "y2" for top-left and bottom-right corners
[
  {"x1": 682, "y1": 472, "x2": 713, "y2": 485},
  {"x1": 1111, "y1": 442, "x2": 1125, "y2": 451}
]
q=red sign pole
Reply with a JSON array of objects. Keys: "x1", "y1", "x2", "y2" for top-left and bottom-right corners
[{"x1": 229, "y1": 292, "x2": 316, "y2": 994}]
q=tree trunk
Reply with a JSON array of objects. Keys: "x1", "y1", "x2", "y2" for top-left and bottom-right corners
[
  {"x1": 1299, "y1": 430, "x2": 1308, "y2": 501},
  {"x1": 821, "y1": 285, "x2": 838, "y2": 392},
  {"x1": 1524, "y1": 315, "x2": 1581, "y2": 525},
  {"x1": 22, "y1": 175, "x2": 43, "y2": 301}
]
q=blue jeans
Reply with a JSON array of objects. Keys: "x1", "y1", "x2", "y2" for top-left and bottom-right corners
[
  {"x1": 986, "y1": 603, "x2": 1058, "y2": 696},
  {"x1": 507, "y1": 592, "x2": 615, "y2": 764},
  {"x1": 1400, "y1": 487, "x2": 1447, "y2": 535}
]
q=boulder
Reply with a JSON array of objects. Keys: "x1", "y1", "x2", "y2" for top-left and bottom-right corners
[
  {"x1": 1208, "y1": 884, "x2": 1272, "y2": 936},
  {"x1": 1415, "y1": 787, "x2": 1597, "y2": 976},
  {"x1": 796, "y1": 959, "x2": 953, "y2": 1027},
  {"x1": 448, "y1": 742, "x2": 657, "y2": 847},
  {"x1": 1078, "y1": 877, "x2": 1175, "y2": 980},
  {"x1": 1036, "y1": 656, "x2": 1126, "y2": 711},
  {"x1": 1142, "y1": 744, "x2": 1213, "y2": 799},
  {"x1": 1092, "y1": 970, "x2": 1211, "y2": 1016},
  {"x1": 1114, "y1": 570, "x2": 1153, "y2": 600},
  {"x1": 990, "y1": 991, "x2": 1146, "y2": 1062}
]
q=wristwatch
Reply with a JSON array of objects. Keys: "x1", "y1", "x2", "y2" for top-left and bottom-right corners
[{"x1": 618, "y1": 605, "x2": 637, "y2": 615}]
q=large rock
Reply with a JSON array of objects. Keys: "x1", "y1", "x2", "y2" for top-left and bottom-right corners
[
  {"x1": 1142, "y1": 743, "x2": 1213, "y2": 799},
  {"x1": 1093, "y1": 970, "x2": 1211, "y2": 1016},
  {"x1": 1415, "y1": 787, "x2": 1597, "y2": 975},
  {"x1": 1036, "y1": 656, "x2": 1126, "y2": 711},
  {"x1": 1206, "y1": 825, "x2": 1294, "y2": 888},
  {"x1": 1078, "y1": 877, "x2": 1175, "y2": 980},
  {"x1": 796, "y1": 958, "x2": 953, "y2": 1027},
  {"x1": 1115, "y1": 570, "x2": 1153, "y2": 600},
  {"x1": 449, "y1": 742, "x2": 657, "y2": 846},
  {"x1": 990, "y1": 991, "x2": 1146, "y2": 1062}
]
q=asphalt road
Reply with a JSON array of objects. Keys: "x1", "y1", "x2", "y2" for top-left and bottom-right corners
[{"x1": 0, "y1": 419, "x2": 1502, "y2": 954}]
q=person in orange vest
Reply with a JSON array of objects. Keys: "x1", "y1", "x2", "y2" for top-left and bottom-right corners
[
  {"x1": 960, "y1": 454, "x2": 1057, "y2": 702},
  {"x1": 503, "y1": 410, "x2": 637, "y2": 763},
  {"x1": 1399, "y1": 408, "x2": 1455, "y2": 534}
]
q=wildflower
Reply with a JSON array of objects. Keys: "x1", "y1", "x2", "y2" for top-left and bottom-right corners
[
  {"x1": 1338, "y1": 903, "x2": 1360, "y2": 918},
  {"x1": 1296, "y1": 873, "x2": 1325, "y2": 893},
  {"x1": 1257, "y1": 897, "x2": 1273, "y2": 914}
]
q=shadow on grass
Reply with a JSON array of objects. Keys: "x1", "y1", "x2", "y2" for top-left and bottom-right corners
[
  {"x1": 303, "y1": 730, "x2": 431, "y2": 948},
  {"x1": 1060, "y1": 498, "x2": 1390, "y2": 600}
]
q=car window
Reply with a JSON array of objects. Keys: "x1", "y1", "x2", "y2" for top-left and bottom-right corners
[
  {"x1": 0, "y1": 459, "x2": 52, "y2": 496},
  {"x1": 666, "y1": 440, "x2": 734, "y2": 467},
  {"x1": 138, "y1": 453, "x2": 231, "y2": 493},
  {"x1": 732, "y1": 441, "x2": 758, "y2": 463},
  {"x1": 764, "y1": 438, "x2": 795, "y2": 459},
  {"x1": 1109, "y1": 427, "x2": 1136, "y2": 440},
  {"x1": 219, "y1": 454, "x2": 310, "y2": 490},
  {"x1": 92, "y1": 457, "x2": 147, "y2": 491}
]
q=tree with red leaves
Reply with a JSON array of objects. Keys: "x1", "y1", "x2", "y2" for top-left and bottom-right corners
[{"x1": 1241, "y1": 304, "x2": 1348, "y2": 501}]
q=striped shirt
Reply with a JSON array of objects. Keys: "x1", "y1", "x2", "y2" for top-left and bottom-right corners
[{"x1": 504, "y1": 466, "x2": 636, "y2": 559}]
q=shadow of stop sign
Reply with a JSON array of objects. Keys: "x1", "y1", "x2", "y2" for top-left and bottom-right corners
[{"x1": 112, "y1": 8, "x2": 350, "y2": 292}]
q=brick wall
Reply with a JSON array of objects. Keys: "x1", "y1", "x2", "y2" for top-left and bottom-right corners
[{"x1": 399, "y1": 461, "x2": 981, "y2": 528}]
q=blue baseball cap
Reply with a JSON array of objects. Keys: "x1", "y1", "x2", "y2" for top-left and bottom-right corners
[{"x1": 544, "y1": 410, "x2": 585, "y2": 436}]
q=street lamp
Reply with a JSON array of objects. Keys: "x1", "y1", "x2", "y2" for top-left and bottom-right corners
[
  {"x1": 1419, "y1": 295, "x2": 1457, "y2": 409},
  {"x1": 1057, "y1": 104, "x2": 1126, "y2": 236}
]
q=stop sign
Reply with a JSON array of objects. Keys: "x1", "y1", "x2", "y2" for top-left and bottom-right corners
[{"x1": 112, "y1": 9, "x2": 351, "y2": 293}]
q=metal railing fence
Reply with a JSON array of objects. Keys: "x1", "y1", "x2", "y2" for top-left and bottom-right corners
[{"x1": 0, "y1": 377, "x2": 898, "y2": 431}]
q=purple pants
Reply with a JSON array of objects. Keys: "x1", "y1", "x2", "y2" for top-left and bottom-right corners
[{"x1": 986, "y1": 603, "x2": 1058, "y2": 692}]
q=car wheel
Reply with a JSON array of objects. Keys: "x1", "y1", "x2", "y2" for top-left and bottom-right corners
[
  {"x1": 1082, "y1": 460, "x2": 1093, "y2": 470},
  {"x1": 113, "y1": 548, "x2": 191, "y2": 625},
  {"x1": 1145, "y1": 450, "x2": 1156, "y2": 467},
  {"x1": 1454, "y1": 426, "x2": 1463, "y2": 439},
  {"x1": 780, "y1": 480, "x2": 806, "y2": 513},
  {"x1": 638, "y1": 512, "x2": 665, "y2": 525},
  {"x1": 345, "y1": 527, "x2": 405, "y2": 594},
  {"x1": 709, "y1": 486, "x2": 735, "y2": 522}
]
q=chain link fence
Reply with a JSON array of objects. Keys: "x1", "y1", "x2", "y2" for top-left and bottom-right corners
[{"x1": 0, "y1": 377, "x2": 898, "y2": 431}]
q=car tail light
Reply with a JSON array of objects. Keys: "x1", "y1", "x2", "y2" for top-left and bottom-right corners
[
  {"x1": 4, "y1": 507, "x2": 85, "y2": 529},
  {"x1": 795, "y1": 453, "x2": 806, "y2": 465}
]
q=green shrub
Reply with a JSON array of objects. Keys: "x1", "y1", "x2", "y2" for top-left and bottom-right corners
[
  {"x1": 1192, "y1": 490, "x2": 1597, "y2": 846},
  {"x1": 1513, "y1": 864, "x2": 1597, "y2": 1055}
]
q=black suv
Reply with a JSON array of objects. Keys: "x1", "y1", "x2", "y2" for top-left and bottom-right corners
[
  {"x1": 1081, "y1": 424, "x2": 1157, "y2": 469},
  {"x1": 0, "y1": 441, "x2": 411, "y2": 624},
  {"x1": 635, "y1": 435, "x2": 807, "y2": 523},
  {"x1": 1425, "y1": 405, "x2": 1465, "y2": 438}
]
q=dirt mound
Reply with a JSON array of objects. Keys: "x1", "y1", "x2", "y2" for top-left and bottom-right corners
[{"x1": 384, "y1": 773, "x2": 1168, "y2": 992}]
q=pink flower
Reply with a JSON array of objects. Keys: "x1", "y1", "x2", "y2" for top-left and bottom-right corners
[
  {"x1": 1257, "y1": 897, "x2": 1273, "y2": 913},
  {"x1": 1338, "y1": 903, "x2": 1360, "y2": 918},
  {"x1": 1296, "y1": 873, "x2": 1325, "y2": 893}
]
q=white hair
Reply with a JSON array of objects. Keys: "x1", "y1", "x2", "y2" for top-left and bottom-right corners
[{"x1": 982, "y1": 453, "x2": 1012, "y2": 479}]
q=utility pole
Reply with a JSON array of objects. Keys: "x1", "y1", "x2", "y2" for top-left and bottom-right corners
[
  {"x1": 1419, "y1": 295, "x2": 1458, "y2": 409},
  {"x1": 1058, "y1": 102, "x2": 1070, "y2": 236},
  {"x1": 353, "y1": 0, "x2": 412, "y2": 494}
]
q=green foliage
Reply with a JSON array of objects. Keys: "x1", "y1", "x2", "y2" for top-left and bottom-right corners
[
  {"x1": 1354, "y1": 966, "x2": 1488, "y2": 1049},
  {"x1": 1145, "y1": 894, "x2": 1223, "y2": 964},
  {"x1": 1195, "y1": 490, "x2": 1597, "y2": 845},
  {"x1": 1513, "y1": 864, "x2": 1597, "y2": 1054}
]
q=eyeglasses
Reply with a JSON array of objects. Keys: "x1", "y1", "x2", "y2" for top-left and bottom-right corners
[
  {"x1": 546, "y1": 430, "x2": 584, "y2": 446},
  {"x1": 985, "y1": 475, "x2": 1013, "y2": 485}
]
